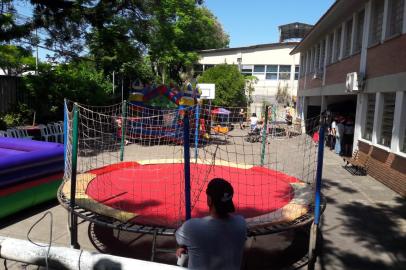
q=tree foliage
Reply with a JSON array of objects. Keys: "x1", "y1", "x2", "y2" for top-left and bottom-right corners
[
  {"x1": 21, "y1": 61, "x2": 112, "y2": 122},
  {"x1": 0, "y1": 45, "x2": 36, "y2": 75},
  {"x1": 198, "y1": 64, "x2": 246, "y2": 107},
  {"x1": 149, "y1": 1, "x2": 229, "y2": 82}
]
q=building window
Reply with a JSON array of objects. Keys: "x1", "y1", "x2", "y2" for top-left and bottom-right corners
[
  {"x1": 387, "y1": 0, "x2": 404, "y2": 37},
  {"x1": 294, "y1": 65, "x2": 300, "y2": 80},
  {"x1": 354, "y1": 10, "x2": 365, "y2": 52},
  {"x1": 370, "y1": 0, "x2": 384, "y2": 45},
  {"x1": 193, "y1": 64, "x2": 203, "y2": 77},
  {"x1": 402, "y1": 125, "x2": 406, "y2": 153},
  {"x1": 333, "y1": 27, "x2": 342, "y2": 62},
  {"x1": 314, "y1": 45, "x2": 320, "y2": 72},
  {"x1": 327, "y1": 33, "x2": 334, "y2": 64},
  {"x1": 241, "y1": 65, "x2": 253, "y2": 76},
  {"x1": 266, "y1": 65, "x2": 278, "y2": 80},
  {"x1": 279, "y1": 65, "x2": 291, "y2": 80},
  {"x1": 343, "y1": 19, "x2": 353, "y2": 57},
  {"x1": 378, "y1": 93, "x2": 396, "y2": 147},
  {"x1": 363, "y1": 94, "x2": 376, "y2": 141},
  {"x1": 319, "y1": 41, "x2": 325, "y2": 70},
  {"x1": 253, "y1": 65, "x2": 265, "y2": 74}
]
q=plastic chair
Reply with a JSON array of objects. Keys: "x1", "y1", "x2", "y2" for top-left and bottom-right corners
[
  {"x1": 52, "y1": 123, "x2": 64, "y2": 143},
  {"x1": 47, "y1": 123, "x2": 60, "y2": 142},
  {"x1": 16, "y1": 128, "x2": 33, "y2": 140},
  {"x1": 6, "y1": 129, "x2": 19, "y2": 138},
  {"x1": 0, "y1": 130, "x2": 8, "y2": 137},
  {"x1": 38, "y1": 124, "x2": 53, "y2": 142}
]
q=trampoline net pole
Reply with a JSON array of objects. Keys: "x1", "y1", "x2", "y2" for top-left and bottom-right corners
[
  {"x1": 120, "y1": 100, "x2": 127, "y2": 161},
  {"x1": 69, "y1": 103, "x2": 79, "y2": 249},
  {"x1": 183, "y1": 108, "x2": 192, "y2": 220},
  {"x1": 260, "y1": 105, "x2": 269, "y2": 166}
]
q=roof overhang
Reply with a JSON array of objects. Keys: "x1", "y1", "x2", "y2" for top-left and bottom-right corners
[
  {"x1": 290, "y1": 0, "x2": 367, "y2": 55},
  {"x1": 200, "y1": 42, "x2": 299, "y2": 54}
]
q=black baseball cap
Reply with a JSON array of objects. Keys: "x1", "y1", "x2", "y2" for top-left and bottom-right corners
[{"x1": 206, "y1": 178, "x2": 235, "y2": 214}]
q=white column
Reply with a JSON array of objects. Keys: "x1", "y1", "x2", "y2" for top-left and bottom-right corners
[
  {"x1": 381, "y1": 0, "x2": 389, "y2": 41},
  {"x1": 372, "y1": 92, "x2": 383, "y2": 144},
  {"x1": 391, "y1": 91, "x2": 405, "y2": 152},
  {"x1": 339, "y1": 22, "x2": 346, "y2": 60},
  {"x1": 403, "y1": 0, "x2": 406, "y2": 34},
  {"x1": 360, "y1": 1, "x2": 372, "y2": 75},
  {"x1": 350, "y1": 12, "x2": 357, "y2": 55},
  {"x1": 322, "y1": 37, "x2": 329, "y2": 86},
  {"x1": 353, "y1": 94, "x2": 366, "y2": 150}
]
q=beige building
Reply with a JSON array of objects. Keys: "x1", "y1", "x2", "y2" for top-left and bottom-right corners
[{"x1": 197, "y1": 42, "x2": 300, "y2": 118}]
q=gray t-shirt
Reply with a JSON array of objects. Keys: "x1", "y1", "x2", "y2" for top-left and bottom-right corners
[{"x1": 175, "y1": 215, "x2": 247, "y2": 270}]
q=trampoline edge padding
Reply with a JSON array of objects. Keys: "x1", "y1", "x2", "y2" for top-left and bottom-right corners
[
  {"x1": 246, "y1": 182, "x2": 312, "y2": 228},
  {"x1": 60, "y1": 173, "x2": 138, "y2": 223},
  {"x1": 60, "y1": 160, "x2": 313, "y2": 230}
]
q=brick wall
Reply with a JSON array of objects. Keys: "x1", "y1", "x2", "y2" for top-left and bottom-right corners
[
  {"x1": 299, "y1": 77, "x2": 305, "y2": 91},
  {"x1": 325, "y1": 53, "x2": 361, "y2": 86},
  {"x1": 366, "y1": 34, "x2": 406, "y2": 78},
  {"x1": 358, "y1": 140, "x2": 406, "y2": 197}
]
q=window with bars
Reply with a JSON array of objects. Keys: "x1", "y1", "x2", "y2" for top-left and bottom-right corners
[
  {"x1": 379, "y1": 93, "x2": 396, "y2": 147},
  {"x1": 387, "y1": 0, "x2": 404, "y2": 37},
  {"x1": 295, "y1": 65, "x2": 300, "y2": 80},
  {"x1": 319, "y1": 41, "x2": 325, "y2": 70},
  {"x1": 363, "y1": 94, "x2": 376, "y2": 141},
  {"x1": 370, "y1": 0, "x2": 384, "y2": 45},
  {"x1": 193, "y1": 64, "x2": 203, "y2": 77},
  {"x1": 241, "y1": 65, "x2": 253, "y2": 76},
  {"x1": 265, "y1": 65, "x2": 278, "y2": 80},
  {"x1": 403, "y1": 124, "x2": 406, "y2": 153},
  {"x1": 327, "y1": 33, "x2": 334, "y2": 64},
  {"x1": 279, "y1": 65, "x2": 291, "y2": 80},
  {"x1": 253, "y1": 65, "x2": 265, "y2": 74},
  {"x1": 354, "y1": 10, "x2": 365, "y2": 52},
  {"x1": 334, "y1": 27, "x2": 342, "y2": 62},
  {"x1": 314, "y1": 45, "x2": 320, "y2": 72},
  {"x1": 343, "y1": 19, "x2": 353, "y2": 57}
]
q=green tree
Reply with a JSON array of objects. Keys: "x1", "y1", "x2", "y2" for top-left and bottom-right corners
[
  {"x1": 21, "y1": 61, "x2": 112, "y2": 122},
  {"x1": 148, "y1": 1, "x2": 229, "y2": 83},
  {"x1": 0, "y1": 45, "x2": 36, "y2": 75},
  {"x1": 198, "y1": 64, "x2": 246, "y2": 107}
]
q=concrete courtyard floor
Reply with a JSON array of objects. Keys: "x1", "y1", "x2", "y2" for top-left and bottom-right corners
[{"x1": 0, "y1": 147, "x2": 405, "y2": 269}]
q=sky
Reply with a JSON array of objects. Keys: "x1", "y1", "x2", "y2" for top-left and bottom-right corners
[
  {"x1": 15, "y1": 0, "x2": 336, "y2": 60},
  {"x1": 204, "y1": 0, "x2": 335, "y2": 47}
]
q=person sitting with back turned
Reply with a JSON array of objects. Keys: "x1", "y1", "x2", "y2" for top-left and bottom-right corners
[
  {"x1": 250, "y1": 113, "x2": 258, "y2": 131},
  {"x1": 175, "y1": 178, "x2": 247, "y2": 270}
]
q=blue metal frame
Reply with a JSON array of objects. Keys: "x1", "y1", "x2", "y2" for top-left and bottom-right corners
[
  {"x1": 313, "y1": 121, "x2": 325, "y2": 225},
  {"x1": 194, "y1": 105, "x2": 200, "y2": 162},
  {"x1": 183, "y1": 109, "x2": 192, "y2": 220}
]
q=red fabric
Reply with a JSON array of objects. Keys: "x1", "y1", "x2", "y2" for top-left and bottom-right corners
[
  {"x1": 86, "y1": 162, "x2": 298, "y2": 228},
  {"x1": 0, "y1": 173, "x2": 63, "y2": 196}
]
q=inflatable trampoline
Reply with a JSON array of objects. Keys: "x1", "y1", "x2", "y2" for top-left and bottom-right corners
[
  {"x1": 59, "y1": 101, "x2": 321, "y2": 240},
  {"x1": 0, "y1": 137, "x2": 64, "y2": 219}
]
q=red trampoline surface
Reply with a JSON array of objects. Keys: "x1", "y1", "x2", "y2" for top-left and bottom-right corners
[{"x1": 86, "y1": 162, "x2": 298, "y2": 228}]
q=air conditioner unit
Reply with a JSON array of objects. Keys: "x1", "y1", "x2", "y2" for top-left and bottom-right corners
[{"x1": 346, "y1": 72, "x2": 364, "y2": 92}]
